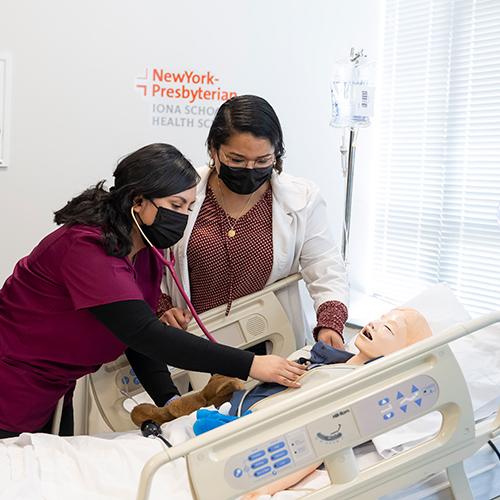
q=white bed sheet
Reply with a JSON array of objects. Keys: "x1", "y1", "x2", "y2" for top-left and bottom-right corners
[
  {"x1": 1, "y1": 412, "x2": 498, "y2": 500},
  {"x1": 0, "y1": 412, "x2": 197, "y2": 500}
]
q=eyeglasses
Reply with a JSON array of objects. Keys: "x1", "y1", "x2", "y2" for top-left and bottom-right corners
[{"x1": 217, "y1": 149, "x2": 275, "y2": 169}]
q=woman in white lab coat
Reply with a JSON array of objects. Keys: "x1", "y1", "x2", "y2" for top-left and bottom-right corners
[{"x1": 160, "y1": 95, "x2": 348, "y2": 351}]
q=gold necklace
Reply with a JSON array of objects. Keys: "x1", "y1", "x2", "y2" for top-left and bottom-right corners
[{"x1": 217, "y1": 178, "x2": 256, "y2": 238}]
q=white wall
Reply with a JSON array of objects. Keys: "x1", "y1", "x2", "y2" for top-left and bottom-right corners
[{"x1": 0, "y1": 0, "x2": 382, "y2": 295}]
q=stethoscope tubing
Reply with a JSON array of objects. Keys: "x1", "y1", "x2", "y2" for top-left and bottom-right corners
[
  {"x1": 150, "y1": 246, "x2": 218, "y2": 344},
  {"x1": 130, "y1": 206, "x2": 218, "y2": 344}
]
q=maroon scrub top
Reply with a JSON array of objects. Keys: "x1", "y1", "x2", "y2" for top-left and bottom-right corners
[{"x1": 0, "y1": 224, "x2": 163, "y2": 432}]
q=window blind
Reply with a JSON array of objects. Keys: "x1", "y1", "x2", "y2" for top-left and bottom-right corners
[{"x1": 369, "y1": 0, "x2": 500, "y2": 316}]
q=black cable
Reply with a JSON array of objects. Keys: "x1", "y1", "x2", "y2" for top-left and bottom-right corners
[{"x1": 488, "y1": 439, "x2": 500, "y2": 462}]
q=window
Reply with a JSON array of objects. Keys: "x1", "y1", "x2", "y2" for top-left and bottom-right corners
[{"x1": 368, "y1": 0, "x2": 500, "y2": 316}]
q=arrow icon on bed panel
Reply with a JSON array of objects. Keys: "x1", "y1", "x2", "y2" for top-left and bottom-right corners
[
  {"x1": 396, "y1": 391, "x2": 404, "y2": 400},
  {"x1": 400, "y1": 404, "x2": 408, "y2": 413}
]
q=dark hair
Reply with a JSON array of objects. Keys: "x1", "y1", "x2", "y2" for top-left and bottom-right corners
[
  {"x1": 207, "y1": 95, "x2": 285, "y2": 173},
  {"x1": 54, "y1": 143, "x2": 199, "y2": 257}
]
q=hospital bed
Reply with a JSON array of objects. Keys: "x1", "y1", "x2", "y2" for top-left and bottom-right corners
[
  {"x1": 136, "y1": 311, "x2": 500, "y2": 500},
  {"x1": 3, "y1": 283, "x2": 499, "y2": 499},
  {"x1": 82, "y1": 273, "x2": 301, "y2": 433}
]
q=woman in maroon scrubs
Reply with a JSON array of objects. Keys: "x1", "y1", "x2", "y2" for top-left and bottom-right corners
[{"x1": 0, "y1": 143, "x2": 304, "y2": 438}]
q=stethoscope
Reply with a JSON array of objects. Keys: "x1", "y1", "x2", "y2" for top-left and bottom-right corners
[
  {"x1": 130, "y1": 206, "x2": 218, "y2": 344},
  {"x1": 141, "y1": 419, "x2": 172, "y2": 447}
]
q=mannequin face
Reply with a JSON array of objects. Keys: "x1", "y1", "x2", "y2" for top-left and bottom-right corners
[{"x1": 354, "y1": 308, "x2": 432, "y2": 360}]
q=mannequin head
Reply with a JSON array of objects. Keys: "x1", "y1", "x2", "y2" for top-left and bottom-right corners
[{"x1": 348, "y1": 308, "x2": 432, "y2": 364}]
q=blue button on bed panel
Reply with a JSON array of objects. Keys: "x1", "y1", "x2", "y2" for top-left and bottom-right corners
[
  {"x1": 383, "y1": 411, "x2": 395, "y2": 420},
  {"x1": 233, "y1": 468, "x2": 243, "y2": 478},
  {"x1": 267, "y1": 442, "x2": 285, "y2": 453},
  {"x1": 251, "y1": 459, "x2": 269, "y2": 469},
  {"x1": 254, "y1": 466, "x2": 272, "y2": 477},
  {"x1": 274, "y1": 458, "x2": 291, "y2": 468},
  {"x1": 270, "y1": 450, "x2": 288, "y2": 461},
  {"x1": 121, "y1": 376, "x2": 130, "y2": 385},
  {"x1": 248, "y1": 450, "x2": 266, "y2": 461},
  {"x1": 378, "y1": 397, "x2": 390, "y2": 406}
]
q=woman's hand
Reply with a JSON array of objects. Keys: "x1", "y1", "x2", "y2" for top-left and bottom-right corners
[
  {"x1": 159, "y1": 307, "x2": 192, "y2": 329},
  {"x1": 249, "y1": 355, "x2": 306, "y2": 388},
  {"x1": 317, "y1": 328, "x2": 344, "y2": 350}
]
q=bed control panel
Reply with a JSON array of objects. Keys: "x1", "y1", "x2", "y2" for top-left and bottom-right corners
[
  {"x1": 225, "y1": 429, "x2": 316, "y2": 488},
  {"x1": 222, "y1": 375, "x2": 439, "y2": 491},
  {"x1": 351, "y1": 374, "x2": 439, "y2": 436},
  {"x1": 116, "y1": 366, "x2": 142, "y2": 394}
]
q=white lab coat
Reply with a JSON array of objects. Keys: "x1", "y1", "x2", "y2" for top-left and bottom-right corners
[{"x1": 162, "y1": 165, "x2": 348, "y2": 347}]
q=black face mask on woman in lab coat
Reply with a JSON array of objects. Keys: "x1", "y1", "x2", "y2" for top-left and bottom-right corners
[{"x1": 218, "y1": 162, "x2": 273, "y2": 195}]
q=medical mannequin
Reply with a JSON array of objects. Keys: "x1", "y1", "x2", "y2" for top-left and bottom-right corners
[{"x1": 131, "y1": 308, "x2": 431, "y2": 426}]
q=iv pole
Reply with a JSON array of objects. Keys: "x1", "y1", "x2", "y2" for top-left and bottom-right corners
[
  {"x1": 340, "y1": 126, "x2": 358, "y2": 260},
  {"x1": 337, "y1": 48, "x2": 367, "y2": 261}
]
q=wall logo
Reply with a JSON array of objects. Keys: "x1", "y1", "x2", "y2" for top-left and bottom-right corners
[{"x1": 135, "y1": 67, "x2": 238, "y2": 128}]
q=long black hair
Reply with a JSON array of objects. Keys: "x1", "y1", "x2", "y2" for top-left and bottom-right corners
[
  {"x1": 207, "y1": 95, "x2": 285, "y2": 173},
  {"x1": 54, "y1": 143, "x2": 199, "y2": 257}
]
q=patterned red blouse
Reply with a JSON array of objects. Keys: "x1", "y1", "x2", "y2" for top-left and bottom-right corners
[
  {"x1": 158, "y1": 184, "x2": 347, "y2": 339},
  {"x1": 188, "y1": 185, "x2": 274, "y2": 315}
]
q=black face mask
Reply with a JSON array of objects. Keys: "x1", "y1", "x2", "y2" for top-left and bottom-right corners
[
  {"x1": 218, "y1": 162, "x2": 273, "y2": 195},
  {"x1": 140, "y1": 202, "x2": 188, "y2": 249}
]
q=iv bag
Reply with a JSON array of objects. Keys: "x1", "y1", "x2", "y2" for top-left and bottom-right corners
[{"x1": 330, "y1": 57, "x2": 375, "y2": 128}]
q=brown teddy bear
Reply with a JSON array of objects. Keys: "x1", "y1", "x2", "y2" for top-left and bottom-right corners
[{"x1": 130, "y1": 374, "x2": 244, "y2": 427}]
